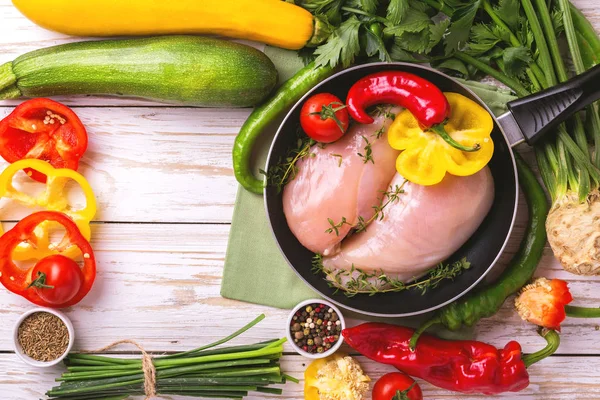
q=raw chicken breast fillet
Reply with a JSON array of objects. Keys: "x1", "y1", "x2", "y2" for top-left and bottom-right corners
[
  {"x1": 282, "y1": 109, "x2": 401, "y2": 255},
  {"x1": 322, "y1": 167, "x2": 495, "y2": 283}
]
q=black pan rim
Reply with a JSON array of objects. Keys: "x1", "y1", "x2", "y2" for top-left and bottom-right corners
[{"x1": 264, "y1": 61, "x2": 520, "y2": 317}]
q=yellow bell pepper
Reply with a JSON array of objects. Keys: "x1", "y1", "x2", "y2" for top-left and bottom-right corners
[
  {"x1": 388, "y1": 92, "x2": 494, "y2": 186},
  {"x1": 304, "y1": 353, "x2": 370, "y2": 400},
  {"x1": 0, "y1": 159, "x2": 96, "y2": 260}
]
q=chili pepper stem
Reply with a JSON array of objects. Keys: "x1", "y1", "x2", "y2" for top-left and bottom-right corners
[
  {"x1": 522, "y1": 329, "x2": 560, "y2": 368},
  {"x1": 565, "y1": 305, "x2": 600, "y2": 318},
  {"x1": 428, "y1": 124, "x2": 481, "y2": 152},
  {"x1": 409, "y1": 317, "x2": 441, "y2": 351}
]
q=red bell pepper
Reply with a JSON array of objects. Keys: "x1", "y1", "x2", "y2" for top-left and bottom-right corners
[
  {"x1": 343, "y1": 322, "x2": 560, "y2": 395},
  {"x1": 0, "y1": 98, "x2": 88, "y2": 183},
  {"x1": 0, "y1": 211, "x2": 96, "y2": 308}
]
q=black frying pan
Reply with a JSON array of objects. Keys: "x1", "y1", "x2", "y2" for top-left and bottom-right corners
[{"x1": 265, "y1": 62, "x2": 600, "y2": 317}]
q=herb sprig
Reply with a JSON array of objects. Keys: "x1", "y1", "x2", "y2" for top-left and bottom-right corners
[
  {"x1": 357, "y1": 135, "x2": 374, "y2": 164},
  {"x1": 297, "y1": 0, "x2": 540, "y2": 89},
  {"x1": 325, "y1": 217, "x2": 351, "y2": 235},
  {"x1": 312, "y1": 254, "x2": 471, "y2": 297},
  {"x1": 261, "y1": 133, "x2": 315, "y2": 193},
  {"x1": 355, "y1": 180, "x2": 407, "y2": 233}
]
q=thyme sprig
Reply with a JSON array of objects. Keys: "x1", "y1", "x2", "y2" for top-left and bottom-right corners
[
  {"x1": 312, "y1": 255, "x2": 471, "y2": 297},
  {"x1": 325, "y1": 217, "x2": 351, "y2": 236},
  {"x1": 261, "y1": 133, "x2": 315, "y2": 193},
  {"x1": 371, "y1": 105, "x2": 397, "y2": 121},
  {"x1": 355, "y1": 180, "x2": 408, "y2": 233},
  {"x1": 331, "y1": 153, "x2": 343, "y2": 167},
  {"x1": 358, "y1": 135, "x2": 374, "y2": 164}
]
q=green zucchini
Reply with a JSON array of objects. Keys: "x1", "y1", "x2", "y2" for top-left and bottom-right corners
[{"x1": 0, "y1": 36, "x2": 278, "y2": 107}]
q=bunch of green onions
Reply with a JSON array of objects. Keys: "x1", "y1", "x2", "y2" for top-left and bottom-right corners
[
  {"x1": 453, "y1": 0, "x2": 600, "y2": 275},
  {"x1": 46, "y1": 315, "x2": 297, "y2": 399}
]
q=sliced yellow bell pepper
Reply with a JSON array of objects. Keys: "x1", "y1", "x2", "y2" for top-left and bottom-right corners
[
  {"x1": 304, "y1": 353, "x2": 370, "y2": 400},
  {"x1": 388, "y1": 92, "x2": 494, "y2": 186},
  {"x1": 0, "y1": 159, "x2": 96, "y2": 260}
]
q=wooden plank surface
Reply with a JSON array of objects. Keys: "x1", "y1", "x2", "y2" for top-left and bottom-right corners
[
  {"x1": 2, "y1": 354, "x2": 600, "y2": 400},
  {"x1": 1, "y1": 0, "x2": 600, "y2": 399}
]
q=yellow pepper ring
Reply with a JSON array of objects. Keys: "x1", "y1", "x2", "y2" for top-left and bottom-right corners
[
  {"x1": 0, "y1": 159, "x2": 97, "y2": 260},
  {"x1": 388, "y1": 92, "x2": 494, "y2": 186}
]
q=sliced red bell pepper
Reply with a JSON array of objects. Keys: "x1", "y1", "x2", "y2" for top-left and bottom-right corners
[
  {"x1": 0, "y1": 98, "x2": 88, "y2": 183},
  {"x1": 0, "y1": 211, "x2": 96, "y2": 308}
]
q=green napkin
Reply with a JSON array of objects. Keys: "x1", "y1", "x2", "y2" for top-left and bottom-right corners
[{"x1": 220, "y1": 47, "x2": 518, "y2": 310}]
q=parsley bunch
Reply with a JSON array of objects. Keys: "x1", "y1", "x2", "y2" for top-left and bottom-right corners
[{"x1": 294, "y1": 0, "x2": 582, "y2": 95}]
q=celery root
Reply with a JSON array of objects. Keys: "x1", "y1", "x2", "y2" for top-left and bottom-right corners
[{"x1": 546, "y1": 191, "x2": 600, "y2": 274}]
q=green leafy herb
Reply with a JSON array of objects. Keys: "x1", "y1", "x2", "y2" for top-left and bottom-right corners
[
  {"x1": 364, "y1": 27, "x2": 392, "y2": 62},
  {"x1": 357, "y1": 135, "x2": 374, "y2": 164},
  {"x1": 444, "y1": 0, "x2": 482, "y2": 54},
  {"x1": 434, "y1": 58, "x2": 471, "y2": 77},
  {"x1": 325, "y1": 217, "x2": 351, "y2": 235},
  {"x1": 384, "y1": 8, "x2": 431, "y2": 36},
  {"x1": 467, "y1": 24, "x2": 503, "y2": 55},
  {"x1": 359, "y1": 0, "x2": 379, "y2": 13},
  {"x1": 332, "y1": 153, "x2": 343, "y2": 166},
  {"x1": 501, "y1": 46, "x2": 533, "y2": 77},
  {"x1": 355, "y1": 181, "x2": 407, "y2": 233},
  {"x1": 315, "y1": 15, "x2": 362, "y2": 68},
  {"x1": 371, "y1": 104, "x2": 396, "y2": 120},
  {"x1": 428, "y1": 19, "x2": 451, "y2": 51},
  {"x1": 312, "y1": 255, "x2": 471, "y2": 297},
  {"x1": 297, "y1": 0, "x2": 345, "y2": 25},
  {"x1": 494, "y1": 0, "x2": 520, "y2": 31},
  {"x1": 551, "y1": 9, "x2": 565, "y2": 35},
  {"x1": 387, "y1": 0, "x2": 409, "y2": 24},
  {"x1": 261, "y1": 134, "x2": 315, "y2": 193}
]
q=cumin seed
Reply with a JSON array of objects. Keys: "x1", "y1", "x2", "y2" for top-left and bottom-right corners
[{"x1": 18, "y1": 312, "x2": 69, "y2": 362}]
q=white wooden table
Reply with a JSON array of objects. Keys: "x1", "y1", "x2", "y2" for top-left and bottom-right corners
[{"x1": 1, "y1": 1, "x2": 600, "y2": 399}]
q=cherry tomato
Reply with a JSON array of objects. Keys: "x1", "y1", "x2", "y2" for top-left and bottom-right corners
[
  {"x1": 28, "y1": 254, "x2": 84, "y2": 306},
  {"x1": 300, "y1": 93, "x2": 349, "y2": 143},
  {"x1": 373, "y1": 372, "x2": 423, "y2": 400},
  {"x1": 0, "y1": 98, "x2": 88, "y2": 183}
]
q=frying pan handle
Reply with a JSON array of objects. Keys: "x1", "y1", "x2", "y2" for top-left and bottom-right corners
[{"x1": 506, "y1": 63, "x2": 600, "y2": 145}]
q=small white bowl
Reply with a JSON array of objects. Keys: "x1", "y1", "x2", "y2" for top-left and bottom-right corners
[
  {"x1": 287, "y1": 298, "x2": 346, "y2": 359},
  {"x1": 13, "y1": 308, "x2": 75, "y2": 367}
]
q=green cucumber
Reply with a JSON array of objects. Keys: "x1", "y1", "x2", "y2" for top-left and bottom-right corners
[{"x1": 0, "y1": 36, "x2": 278, "y2": 107}]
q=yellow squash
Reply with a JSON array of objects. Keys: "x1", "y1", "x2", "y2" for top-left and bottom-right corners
[{"x1": 12, "y1": 0, "x2": 327, "y2": 50}]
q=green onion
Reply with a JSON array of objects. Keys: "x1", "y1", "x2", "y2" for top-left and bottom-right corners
[{"x1": 46, "y1": 315, "x2": 295, "y2": 399}]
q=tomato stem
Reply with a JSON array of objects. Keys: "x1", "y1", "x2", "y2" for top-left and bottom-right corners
[
  {"x1": 309, "y1": 102, "x2": 348, "y2": 133},
  {"x1": 27, "y1": 271, "x2": 55, "y2": 290},
  {"x1": 392, "y1": 382, "x2": 417, "y2": 399},
  {"x1": 429, "y1": 124, "x2": 481, "y2": 152}
]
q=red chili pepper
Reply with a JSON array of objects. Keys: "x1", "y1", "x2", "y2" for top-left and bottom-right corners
[
  {"x1": 346, "y1": 71, "x2": 450, "y2": 126},
  {"x1": 0, "y1": 211, "x2": 96, "y2": 308},
  {"x1": 346, "y1": 71, "x2": 479, "y2": 152},
  {"x1": 0, "y1": 98, "x2": 88, "y2": 183},
  {"x1": 343, "y1": 323, "x2": 558, "y2": 395}
]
